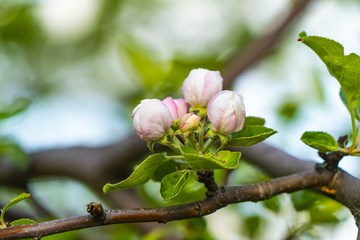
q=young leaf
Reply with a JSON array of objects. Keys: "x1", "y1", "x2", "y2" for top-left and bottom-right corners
[
  {"x1": 152, "y1": 161, "x2": 189, "y2": 182},
  {"x1": 147, "y1": 141, "x2": 155, "y2": 153},
  {"x1": 244, "y1": 116, "x2": 265, "y2": 126},
  {"x1": 228, "y1": 125, "x2": 277, "y2": 147},
  {"x1": 301, "y1": 131, "x2": 342, "y2": 153},
  {"x1": 10, "y1": 218, "x2": 37, "y2": 226},
  {"x1": 0, "y1": 193, "x2": 30, "y2": 227},
  {"x1": 103, "y1": 153, "x2": 166, "y2": 193},
  {"x1": 299, "y1": 35, "x2": 360, "y2": 105},
  {"x1": 298, "y1": 31, "x2": 307, "y2": 38},
  {"x1": 160, "y1": 171, "x2": 191, "y2": 200},
  {"x1": 184, "y1": 151, "x2": 241, "y2": 170}
]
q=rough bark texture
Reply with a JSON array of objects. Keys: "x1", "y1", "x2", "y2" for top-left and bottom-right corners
[{"x1": 0, "y1": 170, "x2": 333, "y2": 240}]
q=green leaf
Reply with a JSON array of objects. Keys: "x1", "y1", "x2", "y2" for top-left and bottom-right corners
[
  {"x1": 10, "y1": 218, "x2": 37, "y2": 226},
  {"x1": 103, "y1": 153, "x2": 166, "y2": 193},
  {"x1": 301, "y1": 131, "x2": 342, "y2": 153},
  {"x1": 244, "y1": 116, "x2": 265, "y2": 126},
  {"x1": 1, "y1": 193, "x2": 30, "y2": 227},
  {"x1": 291, "y1": 190, "x2": 319, "y2": 212},
  {"x1": 0, "y1": 138, "x2": 29, "y2": 170},
  {"x1": 228, "y1": 125, "x2": 277, "y2": 147},
  {"x1": 160, "y1": 171, "x2": 191, "y2": 200},
  {"x1": 262, "y1": 196, "x2": 281, "y2": 213},
  {"x1": 298, "y1": 31, "x2": 307, "y2": 38},
  {"x1": 291, "y1": 191, "x2": 344, "y2": 224},
  {"x1": 152, "y1": 160, "x2": 189, "y2": 182},
  {"x1": 244, "y1": 215, "x2": 262, "y2": 238},
  {"x1": 0, "y1": 98, "x2": 31, "y2": 120},
  {"x1": 184, "y1": 151, "x2": 241, "y2": 170},
  {"x1": 309, "y1": 200, "x2": 343, "y2": 224},
  {"x1": 299, "y1": 35, "x2": 360, "y2": 105}
]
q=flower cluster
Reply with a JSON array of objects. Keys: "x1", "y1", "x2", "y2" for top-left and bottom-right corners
[{"x1": 132, "y1": 68, "x2": 245, "y2": 152}]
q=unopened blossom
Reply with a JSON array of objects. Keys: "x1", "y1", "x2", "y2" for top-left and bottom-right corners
[
  {"x1": 180, "y1": 113, "x2": 200, "y2": 131},
  {"x1": 181, "y1": 68, "x2": 223, "y2": 107},
  {"x1": 132, "y1": 99, "x2": 172, "y2": 141},
  {"x1": 162, "y1": 97, "x2": 188, "y2": 123},
  {"x1": 207, "y1": 90, "x2": 245, "y2": 135}
]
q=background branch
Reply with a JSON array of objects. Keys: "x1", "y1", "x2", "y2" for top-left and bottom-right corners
[{"x1": 222, "y1": 0, "x2": 313, "y2": 89}]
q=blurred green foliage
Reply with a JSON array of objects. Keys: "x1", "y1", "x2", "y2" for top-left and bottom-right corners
[{"x1": 0, "y1": 0, "x2": 358, "y2": 239}]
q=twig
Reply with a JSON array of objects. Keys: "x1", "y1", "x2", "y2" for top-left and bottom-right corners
[
  {"x1": 197, "y1": 170, "x2": 218, "y2": 197},
  {"x1": 0, "y1": 170, "x2": 332, "y2": 240}
]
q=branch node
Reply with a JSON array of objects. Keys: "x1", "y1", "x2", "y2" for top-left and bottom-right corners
[
  {"x1": 316, "y1": 150, "x2": 345, "y2": 172},
  {"x1": 337, "y1": 135, "x2": 348, "y2": 147},
  {"x1": 197, "y1": 170, "x2": 218, "y2": 197},
  {"x1": 87, "y1": 202, "x2": 106, "y2": 221}
]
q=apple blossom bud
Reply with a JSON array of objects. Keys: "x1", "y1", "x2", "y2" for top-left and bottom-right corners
[
  {"x1": 207, "y1": 90, "x2": 245, "y2": 135},
  {"x1": 180, "y1": 113, "x2": 200, "y2": 131},
  {"x1": 162, "y1": 97, "x2": 188, "y2": 123},
  {"x1": 132, "y1": 99, "x2": 172, "y2": 141},
  {"x1": 182, "y1": 68, "x2": 223, "y2": 107}
]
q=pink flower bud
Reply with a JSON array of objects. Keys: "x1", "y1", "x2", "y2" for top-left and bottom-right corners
[
  {"x1": 207, "y1": 90, "x2": 245, "y2": 135},
  {"x1": 180, "y1": 113, "x2": 200, "y2": 131},
  {"x1": 162, "y1": 97, "x2": 188, "y2": 123},
  {"x1": 182, "y1": 68, "x2": 223, "y2": 107},
  {"x1": 132, "y1": 99, "x2": 172, "y2": 141}
]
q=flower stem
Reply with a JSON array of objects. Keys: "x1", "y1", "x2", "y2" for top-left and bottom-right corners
[
  {"x1": 201, "y1": 137, "x2": 216, "y2": 154},
  {"x1": 168, "y1": 136, "x2": 184, "y2": 154},
  {"x1": 188, "y1": 132, "x2": 198, "y2": 151},
  {"x1": 0, "y1": 211, "x2": 5, "y2": 228},
  {"x1": 164, "y1": 155, "x2": 185, "y2": 160},
  {"x1": 198, "y1": 129, "x2": 204, "y2": 150},
  {"x1": 354, "y1": 124, "x2": 360, "y2": 149},
  {"x1": 349, "y1": 105, "x2": 357, "y2": 151}
]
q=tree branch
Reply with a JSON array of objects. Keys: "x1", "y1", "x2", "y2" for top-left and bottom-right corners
[
  {"x1": 0, "y1": 169, "x2": 333, "y2": 240},
  {"x1": 231, "y1": 143, "x2": 360, "y2": 221},
  {"x1": 222, "y1": 0, "x2": 313, "y2": 89}
]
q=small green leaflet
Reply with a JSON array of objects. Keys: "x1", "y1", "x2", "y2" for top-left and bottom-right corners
[
  {"x1": 103, "y1": 153, "x2": 166, "y2": 193},
  {"x1": 184, "y1": 151, "x2": 240, "y2": 170},
  {"x1": 0, "y1": 193, "x2": 31, "y2": 228},
  {"x1": 299, "y1": 34, "x2": 360, "y2": 107},
  {"x1": 301, "y1": 131, "x2": 343, "y2": 153},
  {"x1": 147, "y1": 141, "x2": 155, "y2": 153},
  {"x1": 244, "y1": 116, "x2": 265, "y2": 126},
  {"x1": 228, "y1": 125, "x2": 277, "y2": 147},
  {"x1": 10, "y1": 218, "x2": 37, "y2": 226},
  {"x1": 160, "y1": 171, "x2": 191, "y2": 200}
]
